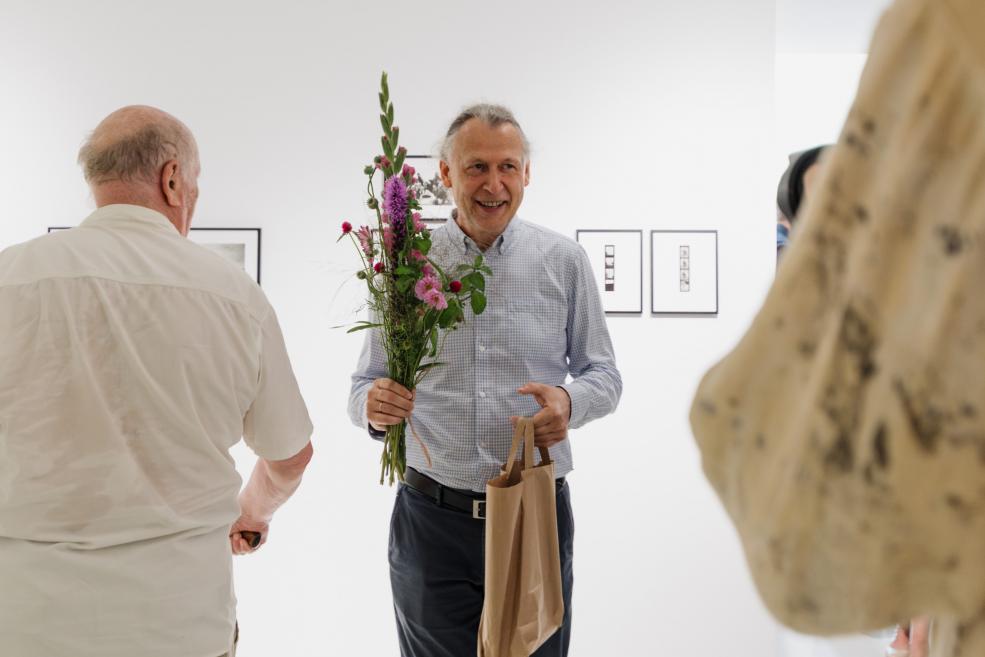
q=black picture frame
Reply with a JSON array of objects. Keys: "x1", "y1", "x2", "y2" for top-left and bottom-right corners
[{"x1": 575, "y1": 229, "x2": 644, "y2": 315}]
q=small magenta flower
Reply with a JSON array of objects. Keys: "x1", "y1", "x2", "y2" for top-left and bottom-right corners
[
  {"x1": 424, "y1": 289, "x2": 448, "y2": 310},
  {"x1": 373, "y1": 261, "x2": 384, "y2": 273},
  {"x1": 356, "y1": 226, "x2": 374, "y2": 258},
  {"x1": 422, "y1": 263, "x2": 435, "y2": 278},
  {"x1": 341, "y1": 221, "x2": 352, "y2": 234},
  {"x1": 411, "y1": 249, "x2": 427, "y2": 263},
  {"x1": 449, "y1": 280, "x2": 462, "y2": 293},
  {"x1": 412, "y1": 212, "x2": 426, "y2": 232},
  {"x1": 382, "y1": 226, "x2": 395, "y2": 254},
  {"x1": 380, "y1": 156, "x2": 392, "y2": 169},
  {"x1": 401, "y1": 164, "x2": 413, "y2": 178},
  {"x1": 414, "y1": 275, "x2": 440, "y2": 301}
]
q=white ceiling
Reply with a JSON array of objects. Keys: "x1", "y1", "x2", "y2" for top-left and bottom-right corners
[{"x1": 777, "y1": 0, "x2": 894, "y2": 53}]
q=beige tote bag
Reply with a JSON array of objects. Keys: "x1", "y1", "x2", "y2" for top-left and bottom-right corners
[{"x1": 478, "y1": 417, "x2": 564, "y2": 657}]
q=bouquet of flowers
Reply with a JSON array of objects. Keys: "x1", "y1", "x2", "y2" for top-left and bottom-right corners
[{"x1": 341, "y1": 72, "x2": 492, "y2": 485}]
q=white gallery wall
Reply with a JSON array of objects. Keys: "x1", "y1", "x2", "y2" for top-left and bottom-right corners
[{"x1": 0, "y1": 1, "x2": 896, "y2": 655}]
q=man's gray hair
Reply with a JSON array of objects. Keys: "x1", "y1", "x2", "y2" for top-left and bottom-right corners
[
  {"x1": 439, "y1": 103, "x2": 530, "y2": 162},
  {"x1": 78, "y1": 120, "x2": 197, "y2": 185}
]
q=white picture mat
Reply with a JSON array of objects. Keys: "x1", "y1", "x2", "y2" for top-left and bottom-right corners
[
  {"x1": 576, "y1": 230, "x2": 643, "y2": 314},
  {"x1": 405, "y1": 155, "x2": 454, "y2": 222},
  {"x1": 190, "y1": 229, "x2": 261, "y2": 284},
  {"x1": 651, "y1": 230, "x2": 718, "y2": 313}
]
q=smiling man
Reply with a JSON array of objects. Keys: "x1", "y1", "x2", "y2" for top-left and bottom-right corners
[{"x1": 349, "y1": 104, "x2": 622, "y2": 657}]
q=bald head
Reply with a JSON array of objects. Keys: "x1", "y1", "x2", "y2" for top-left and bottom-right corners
[
  {"x1": 79, "y1": 105, "x2": 198, "y2": 185},
  {"x1": 77, "y1": 106, "x2": 201, "y2": 234}
]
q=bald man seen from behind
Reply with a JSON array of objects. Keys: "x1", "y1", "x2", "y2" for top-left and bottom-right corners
[{"x1": 0, "y1": 106, "x2": 314, "y2": 657}]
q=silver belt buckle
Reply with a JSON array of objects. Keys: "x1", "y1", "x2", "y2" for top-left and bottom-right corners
[{"x1": 472, "y1": 499, "x2": 486, "y2": 520}]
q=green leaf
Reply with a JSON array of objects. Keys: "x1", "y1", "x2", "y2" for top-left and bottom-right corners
[
  {"x1": 479, "y1": 266, "x2": 493, "y2": 275},
  {"x1": 378, "y1": 91, "x2": 387, "y2": 113},
  {"x1": 396, "y1": 277, "x2": 413, "y2": 293},
  {"x1": 471, "y1": 291, "x2": 487, "y2": 315},
  {"x1": 382, "y1": 136, "x2": 394, "y2": 160},
  {"x1": 463, "y1": 272, "x2": 485, "y2": 292},
  {"x1": 393, "y1": 150, "x2": 405, "y2": 174},
  {"x1": 346, "y1": 322, "x2": 382, "y2": 333},
  {"x1": 381, "y1": 72, "x2": 390, "y2": 102},
  {"x1": 416, "y1": 362, "x2": 443, "y2": 374},
  {"x1": 438, "y1": 307, "x2": 456, "y2": 329},
  {"x1": 386, "y1": 104, "x2": 394, "y2": 125},
  {"x1": 429, "y1": 327, "x2": 439, "y2": 357},
  {"x1": 380, "y1": 113, "x2": 391, "y2": 133},
  {"x1": 474, "y1": 255, "x2": 483, "y2": 268},
  {"x1": 395, "y1": 266, "x2": 415, "y2": 276}
]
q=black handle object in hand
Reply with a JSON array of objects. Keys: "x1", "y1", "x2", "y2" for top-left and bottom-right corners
[{"x1": 239, "y1": 531, "x2": 262, "y2": 549}]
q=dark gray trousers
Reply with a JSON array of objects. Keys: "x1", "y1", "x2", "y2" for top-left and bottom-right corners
[{"x1": 389, "y1": 481, "x2": 574, "y2": 657}]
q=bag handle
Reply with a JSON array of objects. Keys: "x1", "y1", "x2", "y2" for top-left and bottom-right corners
[{"x1": 503, "y1": 417, "x2": 552, "y2": 479}]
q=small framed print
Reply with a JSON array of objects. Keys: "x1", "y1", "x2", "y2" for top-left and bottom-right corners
[
  {"x1": 576, "y1": 229, "x2": 643, "y2": 315},
  {"x1": 405, "y1": 155, "x2": 455, "y2": 223},
  {"x1": 651, "y1": 230, "x2": 718, "y2": 314},
  {"x1": 190, "y1": 228, "x2": 262, "y2": 285},
  {"x1": 49, "y1": 225, "x2": 263, "y2": 286}
]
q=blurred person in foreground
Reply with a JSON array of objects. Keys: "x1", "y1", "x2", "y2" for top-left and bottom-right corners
[
  {"x1": 0, "y1": 105, "x2": 313, "y2": 657},
  {"x1": 690, "y1": 0, "x2": 985, "y2": 655}
]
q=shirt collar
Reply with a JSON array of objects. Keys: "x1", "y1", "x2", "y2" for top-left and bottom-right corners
[
  {"x1": 444, "y1": 210, "x2": 523, "y2": 256},
  {"x1": 81, "y1": 204, "x2": 180, "y2": 235}
]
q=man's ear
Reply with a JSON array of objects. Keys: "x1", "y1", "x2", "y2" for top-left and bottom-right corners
[
  {"x1": 439, "y1": 159, "x2": 453, "y2": 189},
  {"x1": 161, "y1": 159, "x2": 182, "y2": 207},
  {"x1": 523, "y1": 160, "x2": 531, "y2": 187}
]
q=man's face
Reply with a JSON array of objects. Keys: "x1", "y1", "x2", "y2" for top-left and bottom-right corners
[{"x1": 439, "y1": 119, "x2": 530, "y2": 245}]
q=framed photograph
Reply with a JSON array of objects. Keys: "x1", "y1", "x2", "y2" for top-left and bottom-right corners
[
  {"x1": 575, "y1": 229, "x2": 643, "y2": 315},
  {"x1": 650, "y1": 230, "x2": 718, "y2": 314},
  {"x1": 405, "y1": 155, "x2": 454, "y2": 223},
  {"x1": 190, "y1": 228, "x2": 262, "y2": 285},
  {"x1": 48, "y1": 226, "x2": 262, "y2": 286}
]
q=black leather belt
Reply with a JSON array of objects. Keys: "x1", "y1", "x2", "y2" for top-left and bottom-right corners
[{"x1": 404, "y1": 468, "x2": 565, "y2": 520}]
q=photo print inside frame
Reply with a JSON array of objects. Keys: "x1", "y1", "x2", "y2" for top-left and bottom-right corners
[
  {"x1": 651, "y1": 230, "x2": 717, "y2": 314},
  {"x1": 405, "y1": 155, "x2": 455, "y2": 223},
  {"x1": 575, "y1": 230, "x2": 643, "y2": 314}
]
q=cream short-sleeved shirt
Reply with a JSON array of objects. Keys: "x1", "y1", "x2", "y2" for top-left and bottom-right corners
[{"x1": 0, "y1": 204, "x2": 312, "y2": 657}]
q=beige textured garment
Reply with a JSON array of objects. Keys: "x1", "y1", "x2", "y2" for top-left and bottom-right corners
[
  {"x1": 690, "y1": 0, "x2": 985, "y2": 655},
  {"x1": 0, "y1": 205, "x2": 312, "y2": 657},
  {"x1": 478, "y1": 418, "x2": 564, "y2": 657}
]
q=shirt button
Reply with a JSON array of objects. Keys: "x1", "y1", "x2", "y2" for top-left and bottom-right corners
[
  {"x1": 479, "y1": 391, "x2": 487, "y2": 399},
  {"x1": 478, "y1": 345, "x2": 486, "y2": 352}
]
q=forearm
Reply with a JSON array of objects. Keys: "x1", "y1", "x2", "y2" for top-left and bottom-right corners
[
  {"x1": 561, "y1": 364, "x2": 623, "y2": 429},
  {"x1": 240, "y1": 448, "x2": 311, "y2": 522}
]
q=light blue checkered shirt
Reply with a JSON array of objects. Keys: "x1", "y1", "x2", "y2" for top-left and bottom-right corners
[{"x1": 348, "y1": 216, "x2": 622, "y2": 492}]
